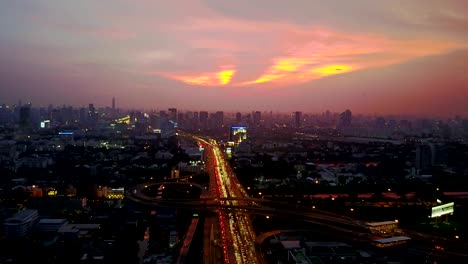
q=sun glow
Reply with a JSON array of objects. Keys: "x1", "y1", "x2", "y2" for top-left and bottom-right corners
[
  {"x1": 218, "y1": 70, "x2": 235, "y2": 85},
  {"x1": 158, "y1": 68, "x2": 236, "y2": 86},
  {"x1": 310, "y1": 64, "x2": 354, "y2": 76}
]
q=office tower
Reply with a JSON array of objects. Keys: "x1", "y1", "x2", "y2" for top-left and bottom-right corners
[
  {"x1": 339, "y1": 109, "x2": 352, "y2": 127},
  {"x1": 294, "y1": 111, "x2": 302, "y2": 128},
  {"x1": 88, "y1": 104, "x2": 98, "y2": 127},
  {"x1": 236, "y1": 112, "x2": 242, "y2": 123},
  {"x1": 253, "y1": 111, "x2": 261, "y2": 127},
  {"x1": 199, "y1": 111, "x2": 208, "y2": 128},
  {"x1": 112, "y1": 97, "x2": 115, "y2": 110},
  {"x1": 168, "y1": 108, "x2": 177, "y2": 121},
  {"x1": 79, "y1": 107, "x2": 87, "y2": 124},
  {"x1": 215, "y1": 111, "x2": 224, "y2": 128},
  {"x1": 177, "y1": 113, "x2": 184, "y2": 127},
  {"x1": 19, "y1": 106, "x2": 32, "y2": 129}
]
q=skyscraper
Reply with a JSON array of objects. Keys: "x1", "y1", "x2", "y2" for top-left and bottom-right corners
[
  {"x1": 112, "y1": 97, "x2": 115, "y2": 111},
  {"x1": 199, "y1": 111, "x2": 208, "y2": 128},
  {"x1": 339, "y1": 109, "x2": 352, "y2": 127},
  {"x1": 19, "y1": 106, "x2": 32, "y2": 129},
  {"x1": 215, "y1": 111, "x2": 224, "y2": 128},
  {"x1": 294, "y1": 111, "x2": 302, "y2": 128},
  {"x1": 253, "y1": 111, "x2": 261, "y2": 127},
  {"x1": 236, "y1": 112, "x2": 242, "y2": 123},
  {"x1": 168, "y1": 108, "x2": 177, "y2": 121},
  {"x1": 88, "y1": 104, "x2": 98, "y2": 127}
]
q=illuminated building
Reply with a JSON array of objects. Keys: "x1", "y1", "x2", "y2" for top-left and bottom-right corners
[
  {"x1": 230, "y1": 126, "x2": 248, "y2": 144},
  {"x1": 171, "y1": 169, "x2": 180, "y2": 179},
  {"x1": 96, "y1": 186, "x2": 125, "y2": 199},
  {"x1": 31, "y1": 186, "x2": 43, "y2": 197},
  {"x1": 40, "y1": 120, "x2": 51, "y2": 129},
  {"x1": 366, "y1": 221, "x2": 399, "y2": 235}
]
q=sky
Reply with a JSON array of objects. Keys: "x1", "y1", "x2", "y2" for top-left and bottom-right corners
[{"x1": 0, "y1": 0, "x2": 467, "y2": 116}]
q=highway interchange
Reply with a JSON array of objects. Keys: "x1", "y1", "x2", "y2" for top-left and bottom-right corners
[{"x1": 126, "y1": 134, "x2": 468, "y2": 263}]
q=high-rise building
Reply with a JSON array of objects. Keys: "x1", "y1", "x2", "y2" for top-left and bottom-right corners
[
  {"x1": 236, "y1": 112, "x2": 242, "y2": 123},
  {"x1": 215, "y1": 111, "x2": 224, "y2": 128},
  {"x1": 199, "y1": 111, "x2": 208, "y2": 128},
  {"x1": 294, "y1": 111, "x2": 302, "y2": 128},
  {"x1": 253, "y1": 111, "x2": 261, "y2": 127},
  {"x1": 88, "y1": 104, "x2": 98, "y2": 127},
  {"x1": 112, "y1": 97, "x2": 115, "y2": 111},
  {"x1": 168, "y1": 108, "x2": 177, "y2": 121},
  {"x1": 177, "y1": 113, "x2": 185, "y2": 127},
  {"x1": 79, "y1": 107, "x2": 87, "y2": 124},
  {"x1": 339, "y1": 109, "x2": 352, "y2": 127},
  {"x1": 19, "y1": 106, "x2": 32, "y2": 129}
]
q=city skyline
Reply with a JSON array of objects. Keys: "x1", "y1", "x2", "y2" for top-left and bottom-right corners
[{"x1": 1, "y1": 1, "x2": 468, "y2": 116}]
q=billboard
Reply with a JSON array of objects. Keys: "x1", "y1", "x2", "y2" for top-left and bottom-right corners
[{"x1": 431, "y1": 202, "x2": 454, "y2": 218}]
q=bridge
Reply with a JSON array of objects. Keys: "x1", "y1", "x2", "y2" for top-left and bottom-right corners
[{"x1": 126, "y1": 182, "x2": 369, "y2": 233}]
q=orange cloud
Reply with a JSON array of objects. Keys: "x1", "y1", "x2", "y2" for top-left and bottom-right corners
[
  {"x1": 218, "y1": 70, "x2": 235, "y2": 85},
  {"x1": 153, "y1": 17, "x2": 465, "y2": 87},
  {"x1": 243, "y1": 57, "x2": 315, "y2": 84},
  {"x1": 310, "y1": 64, "x2": 355, "y2": 77},
  {"x1": 155, "y1": 68, "x2": 236, "y2": 86},
  {"x1": 242, "y1": 28, "x2": 462, "y2": 86}
]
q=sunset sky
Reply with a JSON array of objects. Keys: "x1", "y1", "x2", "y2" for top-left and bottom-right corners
[{"x1": 0, "y1": 0, "x2": 467, "y2": 116}]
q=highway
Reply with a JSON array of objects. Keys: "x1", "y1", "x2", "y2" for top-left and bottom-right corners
[
  {"x1": 126, "y1": 134, "x2": 468, "y2": 263},
  {"x1": 197, "y1": 136, "x2": 258, "y2": 264}
]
